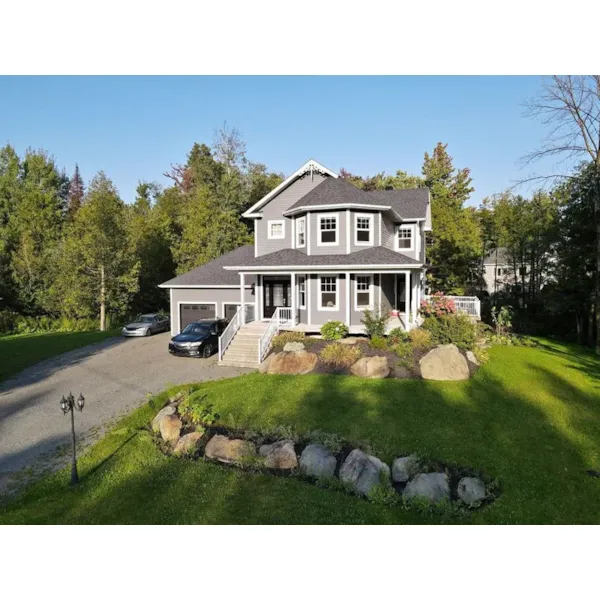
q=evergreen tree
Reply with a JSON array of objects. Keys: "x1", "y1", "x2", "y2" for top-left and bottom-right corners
[{"x1": 67, "y1": 163, "x2": 85, "y2": 219}]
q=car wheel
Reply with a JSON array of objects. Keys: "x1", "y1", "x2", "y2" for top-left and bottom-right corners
[
  {"x1": 145, "y1": 328, "x2": 152, "y2": 336},
  {"x1": 202, "y1": 343, "x2": 212, "y2": 358}
]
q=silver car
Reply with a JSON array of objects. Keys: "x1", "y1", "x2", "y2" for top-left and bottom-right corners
[{"x1": 122, "y1": 313, "x2": 170, "y2": 337}]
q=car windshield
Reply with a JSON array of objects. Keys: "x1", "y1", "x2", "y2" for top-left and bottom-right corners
[
  {"x1": 182, "y1": 323, "x2": 213, "y2": 335},
  {"x1": 136, "y1": 315, "x2": 155, "y2": 323}
]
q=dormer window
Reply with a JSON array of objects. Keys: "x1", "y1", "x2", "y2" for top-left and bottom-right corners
[
  {"x1": 318, "y1": 213, "x2": 338, "y2": 246},
  {"x1": 296, "y1": 216, "x2": 306, "y2": 248},
  {"x1": 396, "y1": 224, "x2": 414, "y2": 251},
  {"x1": 355, "y1": 213, "x2": 373, "y2": 246},
  {"x1": 268, "y1": 220, "x2": 285, "y2": 239}
]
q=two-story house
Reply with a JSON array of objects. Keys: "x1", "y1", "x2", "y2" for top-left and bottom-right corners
[{"x1": 159, "y1": 159, "x2": 431, "y2": 367}]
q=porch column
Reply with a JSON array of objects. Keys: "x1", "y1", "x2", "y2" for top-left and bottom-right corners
[
  {"x1": 411, "y1": 272, "x2": 418, "y2": 325},
  {"x1": 345, "y1": 272, "x2": 350, "y2": 326},
  {"x1": 290, "y1": 272, "x2": 296, "y2": 325},
  {"x1": 240, "y1": 272, "x2": 246, "y2": 325},
  {"x1": 404, "y1": 271, "x2": 410, "y2": 326}
]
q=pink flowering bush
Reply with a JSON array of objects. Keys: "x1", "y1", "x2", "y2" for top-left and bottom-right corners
[{"x1": 419, "y1": 292, "x2": 456, "y2": 318}]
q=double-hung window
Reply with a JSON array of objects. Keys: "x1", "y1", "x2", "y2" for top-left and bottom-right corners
[
  {"x1": 396, "y1": 224, "x2": 414, "y2": 251},
  {"x1": 296, "y1": 217, "x2": 306, "y2": 248},
  {"x1": 355, "y1": 275, "x2": 373, "y2": 310},
  {"x1": 268, "y1": 220, "x2": 285, "y2": 239},
  {"x1": 355, "y1": 213, "x2": 373, "y2": 246},
  {"x1": 319, "y1": 276, "x2": 338, "y2": 310},
  {"x1": 298, "y1": 276, "x2": 306, "y2": 309},
  {"x1": 318, "y1": 214, "x2": 338, "y2": 246}
]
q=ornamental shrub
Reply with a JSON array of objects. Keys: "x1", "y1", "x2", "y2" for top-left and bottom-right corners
[
  {"x1": 387, "y1": 327, "x2": 409, "y2": 345},
  {"x1": 368, "y1": 336, "x2": 388, "y2": 350},
  {"x1": 419, "y1": 292, "x2": 456, "y2": 318},
  {"x1": 408, "y1": 328, "x2": 433, "y2": 351},
  {"x1": 320, "y1": 320, "x2": 349, "y2": 340},
  {"x1": 319, "y1": 343, "x2": 361, "y2": 367},
  {"x1": 421, "y1": 314, "x2": 476, "y2": 350},
  {"x1": 360, "y1": 308, "x2": 389, "y2": 339},
  {"x1": 272, "y1": 331, "x2": 308, "y2": 350}
]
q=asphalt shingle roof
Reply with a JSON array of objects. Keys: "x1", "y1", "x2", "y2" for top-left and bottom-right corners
[{"x1": 160, "y1": 245, "x2": 256, "y2": 286}]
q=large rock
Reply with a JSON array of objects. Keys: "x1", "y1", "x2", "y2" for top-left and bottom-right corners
[
  {"x1": 204, "y1": 434, "x2": 256, "y2": 464},
  {"x1": 457, "y1": 476, "x2": 486, "y2": 505},
  {"x1": 392, "y1": 455, "x2": 419, "y2": 483},
  {"x1": 465, "y1": 350, "x2": 480, "y2": 367},
  {"x1": 152, "y1": 405, "x2": 177, "y2": 433},
  {"x1": 259, "y1": 439, "x2": 298, "y2": 469},
  {"x1": 336, "y1": 337, "x2": 358, "y2": 345},
  {"x1": 283, "y1": 341, "x2": 305, "y2": 352},
  {"x1": 299, "y1": 444, "x2": 337, "y2": 479},
  {"x1": 403, "y1": 472, "x2": 450, "y2": 503},
  {"x1": 339, "y1": 449, "x2": 391, "y2": 495},
  {"x1": 265, "y1": 350, "x2": 318, "y2": 375},
  {"x1": 350, "y1": 356, "x2": 390, "y2": 379},
  {"x1": 258, "y1": 353, "x2": 274, "y2": 374},
  {"x1": 173, "y1": 431, "x2": 204, "y2": 456},
  {"x1": 419, "y1": 344, "x2": 470, "y2": 381},
  {"x1": 159, "y1": 414, "x2": 182, "y2": 445}
]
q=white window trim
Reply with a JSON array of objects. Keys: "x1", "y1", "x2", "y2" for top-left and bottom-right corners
[
  {"x1": 395, "y1": 223, "x2": 415, "y2": 252},
  {"x1": 317, "y1": 212, "x2": 339, "y2": 247},
  {"x1": 298, "y1": 276, "x2": 306, "y2": 309},
  {"x1": 268, "y1": 219, "x2": 285, "y2": 240},
  {"x1": 354, "y1": 274, "x2": 374, "y2": 311},
  {"x1": 354, "y1": 212, "x2": 374, "y2": 247},
  {"x1": 296, "y1": 216, "x2": 306, "y2": 248},
  {"x1": 318, "y1": 275, "x2": 339, "y2": 311}
]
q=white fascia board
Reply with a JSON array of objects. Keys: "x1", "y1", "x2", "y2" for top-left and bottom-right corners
[
  {"x1": 223, "y1": 264, "x2": 423, "y2": 271},
  {"x1": 284, "y1": 203, "x2": 390, "y2": 216},
  {"x1": 158, "y1": 284, "x2": 253, "y2": 289},
  {"x1": 242, "y1": 159, "x2": 337, "y2": 218}
]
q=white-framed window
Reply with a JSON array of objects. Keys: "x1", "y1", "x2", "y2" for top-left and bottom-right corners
[
  {"x1": 319, "y1": 276, "x2": 338, "y2": 310},
  {"x1": 318, "y1": 213, "x2": 339, "y2": 246},
  {"x1": 296, "y1": 216, "x2": 306, "y2": 248},
  {"x1": 497, "y1": 267, "x2": 505, "y2": 276},
  {"x1": 354, "y1": 213, "x2": 373, "y2": 246},
  {"x1": 355, "y1": 275, "x2": 373, "y2": 310},
  {"x1": 298, "y1": 276, "x2": 306, "y2": 308},
  {"x1": 396, "y1": 224, "x2": 414, "y2": 251},
  {"x1": 268, "y1": 220, "x2": 285, "y2": 239}
]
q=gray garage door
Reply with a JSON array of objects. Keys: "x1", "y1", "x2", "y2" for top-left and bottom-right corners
[
  {"x1": 180, "y1": 304, "x2": 216, "y2": 330},
  {"x1": 224, "y1": 304, "x2": 240, "y2": 321}
]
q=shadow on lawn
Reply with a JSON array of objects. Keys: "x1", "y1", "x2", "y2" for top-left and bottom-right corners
[{"x1": 4, "y1": 347, "x2": 600, "y2": 524}]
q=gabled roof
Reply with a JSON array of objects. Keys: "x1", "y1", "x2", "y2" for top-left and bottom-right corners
[
  {"x1": 484, "y1": 247, "x2": 511, "y2": 266},
  {"x1": 367, "y1": 188, "x2": 430, "y2": 220},
  {"x1": 158, "y1": 245, "x2": 256, "y2": 287},
  {"x1": 242, "y1": 159, "x2": 337, "y2": 218},
  {"x1": 223, "y1": 246, "x2": 422, "y2": 270}
]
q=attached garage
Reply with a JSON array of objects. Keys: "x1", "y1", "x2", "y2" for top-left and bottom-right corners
[{"x1": 179, "y1": 303, "x2": 216, "y2": 330}]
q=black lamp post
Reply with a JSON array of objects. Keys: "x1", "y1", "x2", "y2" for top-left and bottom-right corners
[{"x1": 60, "y1": 391, "x2": 85, "y2": 485}]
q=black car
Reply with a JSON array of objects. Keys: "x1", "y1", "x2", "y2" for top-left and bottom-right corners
[{"x1": 168, "y1": 319, "x2": 229, "y2": 358}]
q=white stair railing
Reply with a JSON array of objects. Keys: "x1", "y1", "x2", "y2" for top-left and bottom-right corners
[
  {"x1": 277, "y1": 307, "x2": 295, "y2": 327},
  {"x1": 258, "y1": 307, "x2": 283, "y2": 363},
  {"x1": 424, "y1": 295, "x2": 481, "y2": 319},
  {"x1": 218, "y1": 306, "x2": 242, "y2": 362}
]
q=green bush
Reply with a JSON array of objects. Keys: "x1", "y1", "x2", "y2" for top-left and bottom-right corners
[
  {"x1": 408, "y1": 328, "x2": 433, "y2": 351},
  {"x1": 368, "y1": 336, "x2": 388, "y2": 350},
  {"x1": 319, "y1": 343, "x2": 361, "y2": 367},
  {"x1": 177, "y1": 391, "x2": 220, "y2": 427},
  {"x1": 272, "y1": 331, "x2": 307, "y2": 350},
  {"x1": 303, "y1": 430, "x2": 343, "y2": 454},
  {"x1": 360, "y1": 308, "x2": 389, "y2": 339},
  {"x1": 393, "y1": 341, "x2": 412, "y2": 359},
  {"x1": 0, "y1": 311, "x2": 107, "y2": 335},
  {"x1": 387, "y1": 327, "x2": 409, "y2": 345},
  {"x1": 320, "y1": 320, "x2": 349, "y2": 340},
  {"x1": 421, "y1": 314, "x2": 476, "y2": 350}
]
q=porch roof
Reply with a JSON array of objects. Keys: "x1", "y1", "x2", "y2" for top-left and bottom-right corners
[{"x1": 223, "y1": 246, "x2": 422, "y2": 271}]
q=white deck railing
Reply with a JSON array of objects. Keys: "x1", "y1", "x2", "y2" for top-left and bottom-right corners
[
  {"x1": 258, "y1": 308, "x2": 281, "y2": 363},
  {"x1": 218, "y1": 306, "x2": 242, "y2": 361},
  {"x1": 425, "y1": 295, "x2": 481, "y2": 319}
]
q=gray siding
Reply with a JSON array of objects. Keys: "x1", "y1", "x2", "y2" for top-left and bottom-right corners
[
  {"x1": 307, "y1": 273, "x2": 347, "y2": 325},
  {"x1": 381, "y1": 214, "x2": 396, "y2": 251},
  {"x1": 349, "y1": 211, "x2": 381, "y2": 254},
  {"x1": 170, "y1": 287, "x2": 256, "y2": 334},
  {"x1": 380, "y1": 215, "x2": 422, "y2": 262},
  {"x1": 308, "y1": 210, "x2": 348, "y2": 256},
  {"x1": 256, "y1": 173, "x2": 327, "y2": 257}
]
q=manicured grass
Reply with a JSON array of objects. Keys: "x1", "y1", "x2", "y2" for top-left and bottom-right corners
[
  {"x1": 0, "y1": 330, "x2": 117, "y2": 382},
  {"x1": 1, "y1": 339, "x2": 599, "y2": 524}
]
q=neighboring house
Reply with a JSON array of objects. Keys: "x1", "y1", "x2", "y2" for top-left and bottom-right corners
[
  {"x1": 159, "y1": 158, "x2": 431, "y2": 366},
  {"x1": 483, "y1": 247, "x2": 531, "y2": 296}
]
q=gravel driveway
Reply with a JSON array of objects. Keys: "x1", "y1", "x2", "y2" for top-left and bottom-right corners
[{"x1": 0, "y1": 333, "x2": 252, "y2": 494}]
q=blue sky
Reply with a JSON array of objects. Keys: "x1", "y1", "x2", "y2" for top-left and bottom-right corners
[{"x1": 0, "y1": 76, "x2": 557, "y2": 205}]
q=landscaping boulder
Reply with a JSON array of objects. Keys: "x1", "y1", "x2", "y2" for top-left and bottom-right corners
[
  {"x1": 152, "y1": 405, "x2": 177, "y2": 433},
  {"x1": 457, "y1": 476, "x2": 486, "y2": 505},
  {"x1": 419, "y1": 344, "x2": 470, "y2": 381},
  {"x1": 336, "y1": 337, "x2": 358, "y2": 345},
  {"x1": 465, "y1": 350, "x2": 480, "y2": 367},
  {"x1": 350, "y1": 356, "x2": 390, "y2": 379},
  {"x1": 339, "y1": 449, "x2": 391, "y2": 496},
  {"x1": 265, "y1": 350, "x2": 318, "y2": 375},
  {"x1": 392, "y1": 455, "x2": 419, "y2": 483},
  {"x1": 258, "y1": 353, "x2": 274, "y2": 374},
  {"x1": 259, "y1": 439, "x2": 298, "y2": 469},
  {"x1": 205, "y1": 435, "x2": 256, "y2": 464},
  {"x1": 173, "y1": 431, "x2": 204, "y2": 456},
  {"x1": 299, "y1": 444, "x2": 337, "y2": 479},
  {"x1": 159, "y1": 414, "x2": 182, "y2": 445},
  {"x1": 283, "y1": 341, "x2": 305, "y2": 352},
  {"x1": 403, "y1": 472, "x2": 450, "y2": 503}
]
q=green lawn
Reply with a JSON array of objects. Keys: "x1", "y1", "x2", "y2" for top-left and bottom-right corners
[
  {"x1": 1, "y1": 339, "x2": 600, "y2": 524},
  {"x1": 0, "y1": 330, "x2": 117, "y2": 382}
]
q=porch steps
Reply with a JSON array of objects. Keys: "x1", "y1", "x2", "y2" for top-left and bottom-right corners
[{"x1": 219, "y1": 321, "x2": 269, "y2": 369}]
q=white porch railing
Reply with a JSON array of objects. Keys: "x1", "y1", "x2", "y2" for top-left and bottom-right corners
[
  {"x1": 424, "y1": 295, "x2": 481, "y2": 319},
  {"x1": 257, "y1": 307, "x2": 298, "y2": 363},
  {"x1": 218, "y1": 306, "x2": 242, "y2": 361}
]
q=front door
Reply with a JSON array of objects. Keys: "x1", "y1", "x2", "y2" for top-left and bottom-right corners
[{"x1": 263, "y1": 279, "x2": 290, "y2": 318}]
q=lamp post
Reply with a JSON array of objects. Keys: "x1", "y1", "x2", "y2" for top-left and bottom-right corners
[{"x1": 60, "y1": 391, "x2": 85, "y2": 485}]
